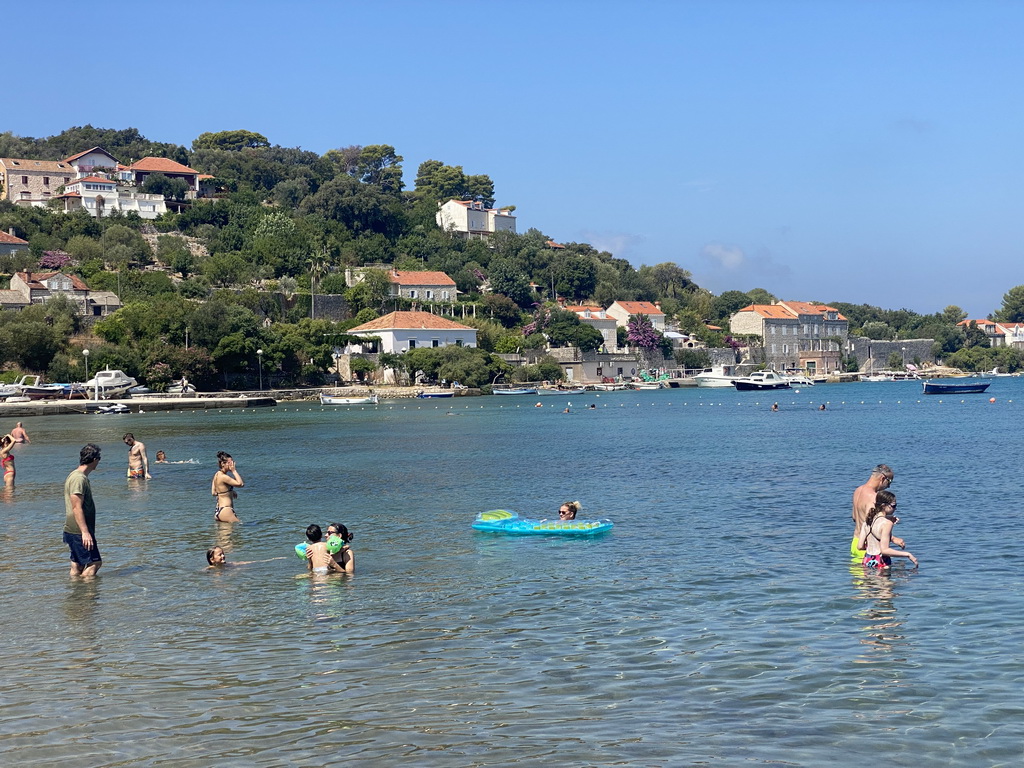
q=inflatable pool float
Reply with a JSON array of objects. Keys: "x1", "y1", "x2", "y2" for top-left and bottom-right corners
[{"x1": 472, "y1": 509, "x2": 613, "y2": 536}]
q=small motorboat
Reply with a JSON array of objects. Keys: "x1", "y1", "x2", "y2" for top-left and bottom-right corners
[
  {"x1": 320, "y1": 393, "x2": 379, "y2": 405},
  {"x1": 537, "y1": 386, "x2": 587, "y2": 395},
  {"x1": 416, "y1": 390, "x2": 454, "y2": 399},
  {"x1": 732, "y1": 371, "x2": 792, "y2": 391},
  {"x1": 492, "y1": 386, "x2": 540, "y2": 396},
  {"x1": 693, "y1": 366, "x2": 739, "y2": 388},
  {"x1": 922, "y1": 380, "x2": 991, "y2": 395},
  {"x1": 84, "y1": 369, "x2": 139, "y2": 399},
  {"x1": 4, "y1": 375, "x2": 65, "y2": 400},
  {"x1": 96, "y1": 403, "x2": 130, "y2": 414}
]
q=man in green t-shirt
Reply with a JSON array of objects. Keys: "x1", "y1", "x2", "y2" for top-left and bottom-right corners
[{"x1": 63, "y1": 444, "x2": 103, "y2": 578}]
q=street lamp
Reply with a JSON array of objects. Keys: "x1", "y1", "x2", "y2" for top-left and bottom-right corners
[
  {"x1": 256, "y1": 349, "x2": 264, "y2": 392},
  {"x1": 82, "y1": 349, "x2": 90, "y2": 400},
  {"x1": 902, "y1": 346, "x2": 907, "y2": 368}
]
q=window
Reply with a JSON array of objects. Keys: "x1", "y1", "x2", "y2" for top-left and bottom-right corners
[
  {"x1": 21, "y1": 176, "x2": 28, "y2": 185},
  {"x1": 425, "y1": 290, "x2": 433, "y2": 300},
  {"x1": 408, "y1": 339, "x2": 416, "y2": 349},
  {"x1": 43, "y1": 177, "x2": 50, "y2": 185},
  {"x1": 431, "y1": 339, "x2": 440, "y2": 348},
  {"x1": 455, "y1": 339, "x2": 463, "y2": 347},
  {"x1": 771, "y1": 344, "x2": 777, "y2": 354},
  {"x1": 64, "y1": 177, "x2": 70, "y2": 184},
  {"x1": 408, "y1": 290, "x2": 417, "y2": 299},
  {"x1": 442, "y1": 291, "x2": 450, "y2": 300}
]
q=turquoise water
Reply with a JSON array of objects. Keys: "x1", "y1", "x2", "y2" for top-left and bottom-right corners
[{"x1": 2, "y1": 381, "x2": 1023, "y2": 766}]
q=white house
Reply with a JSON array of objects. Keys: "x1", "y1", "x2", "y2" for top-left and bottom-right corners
[
  {"x1": 566, "y1": 305, "x2": 618, "y2": 350},
  {"x1": 606, "y1": 301, "x2": 666, "y2": 332},
  {"x1": 345, "y1": 311, "x2": 477, "y2": 353},
  {"x1": 387, "y1": 270, "x2": 457, "y2": 302},
  {"x1": 58, "y1": 176, "x2": 167, "y2": 219},
  {"x1": 64, "y1": 147, "x2": 119, "y2": 176},
  {"x1": 436, "y1": 199, "x2": 516, "y2": 239}
]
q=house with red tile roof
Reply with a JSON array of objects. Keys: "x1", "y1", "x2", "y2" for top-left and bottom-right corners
[
  {"x1": 64, "y1": 147, "x2": 119, "y2": 176},
  {"x1": 565, "y1": 305, "x2": 618, "y2": 350},
  {"x1": 3, "y1": 272, "x2": 121, "y2": 316},
  {"x1": 436, "y1": 199, "x2": 516, "y2": 239},
  {"x1": 0, "y1": 228, "x2": 30, "y2": 258},
  {"x1": 730, "y1": 301, "x2": 848, "y2": 375},
  {"x1": 120, "y1": 157, "x2": 201, "y2": 197},
  {"x1": 386, "y1": 270, "x2": 457, "y2": 302},
  {"x1": 345, "y1": 311, "x2": 477, "y2": 353},
  {"x1": 0, "y1": 158, "x2": 75, "y2": 206},
  {"x1": 606, "y1": 300, "x2": 666, "y2": 332}
]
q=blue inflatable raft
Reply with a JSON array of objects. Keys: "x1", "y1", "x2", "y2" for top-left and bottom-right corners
[{"x1": 472, "y1": 509, "x2": 613, "y2": 536}]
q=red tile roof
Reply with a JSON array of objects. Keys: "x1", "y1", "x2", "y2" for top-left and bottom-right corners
[
  {"x1": 17, "y1": 271, "x2": 90, "y2": 291},
  {"x1": 736, "y1": 304, "x2": 797, "y2": 319},
  {"x1": 71, "y1": 176, "x2": 116, "y2": 185},
  {"x1": 0, "y1": 231, "x2": 29, "y2": 245},
  {"x1": 957, "y1": 319, "x2": 998, "y2": 328},
  {"x1": 612, "y1": 301, "x2": 664, "y2": 316},
  {"x1": 348, "y1": 311, "x2": 474, "y2": 333},
  {"x1": 386, "y1": 270, "x2": 456, "y2": 286},
  {"x1": 126, "y1": 157, "x2": 200, "y2": 175},
  {"x1": 778, "y1": 300, "x2": 846, "y2": 320}
]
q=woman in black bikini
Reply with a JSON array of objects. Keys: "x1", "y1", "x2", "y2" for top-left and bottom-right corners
[
  {"x1": 211, "y1": 452, "x2": 243, "y2": 522},
  {"x1": 858, "y1": 490, "x2": 918, "y2": 569}
]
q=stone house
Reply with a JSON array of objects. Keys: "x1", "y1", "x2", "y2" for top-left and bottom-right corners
[
  {"x1": 1, "y1": 271, "x2": 121, "y2": 316},
  {"x1": 565, "y1": 305, "x2": 619, "y2": 350},
  {"x1": 386, "y1": 270, "x2": 457, "y2": 302},
  {"x1": 344, "y1": 311, "x2": 477, "y2": 354},
  {"x1": 0, "y1": 229, "x2": 30, "y2": 258},
  {"x1": 436, "y1": 199, "x2": 516, "y2": 239},
  {"x1": 730, "y1": 301, "x2": 848, "y2": 375},
  {"x1": 0, "y1": 158, "x2": 75, "y2": 206}
]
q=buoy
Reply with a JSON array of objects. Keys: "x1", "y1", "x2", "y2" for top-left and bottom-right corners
[{"x1": 990, "y1": 397, "x2": 996, "y2": 403}]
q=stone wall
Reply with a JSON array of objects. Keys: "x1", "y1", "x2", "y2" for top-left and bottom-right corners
[{"x1": 846, "y1": 337, "x2": 934, "y2": 372}]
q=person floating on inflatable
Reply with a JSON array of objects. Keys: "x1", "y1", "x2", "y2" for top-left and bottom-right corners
[{"x1": 558, "y1": 501, "x2": 581, "y2": 520}]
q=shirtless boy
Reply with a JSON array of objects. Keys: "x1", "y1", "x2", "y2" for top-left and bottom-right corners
[
  {"x1": 851, "y1": 464, "x2": 904, "y2": 556},
  {"x1": 304, "y1": 524, "x2": 345, "y2": 575},
  {"x1": 123, "y1": 433, "x2": 151, "y2": 479}
]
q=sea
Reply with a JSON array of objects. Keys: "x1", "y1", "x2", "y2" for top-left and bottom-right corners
[{"x1": 1, "y1": 379, "x2": 1022, "y2": 767}]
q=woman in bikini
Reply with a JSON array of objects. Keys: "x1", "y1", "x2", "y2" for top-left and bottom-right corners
[
  {"x1": 858, "y1": 490, "x2": 918, "y2": 569},
  {"x1": 211, "y1": 451, "x2": 244, "y2": 522},
  {"x1": 1, "y1": 433, "x2": 15, "y2": 486}
]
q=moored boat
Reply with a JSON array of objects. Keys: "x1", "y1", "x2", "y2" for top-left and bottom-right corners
[
  {"x1": 732, "y1": 371, "x2": 792, "y2": 391},
  {"x1": 320, "y1": 393, "x2": 379, "y2": 405},
  {"x1": 416, "y1": 390, "x2": 454, "y2": 398},
  {"x1": 630, "y1": 381, "x2": 663, "y2": 390},
  {"x1": 693, "y1": 365, "x2": 739, "y2": 388},
  {"x1": 922, "y1": 380, "x2": 991, "y2": 395},
  {"x1": 537, "y1": 386, "x2": 587, "y2": 395},
  {"x1": 593, "y1": 382, "x2": 628, "y2": 391},
  {"x1": 492, "y1": 385, "x2": 540, "y2": 395},
  {"x1": 83, "y1": 369, "x2": 139, "y2": 399}
]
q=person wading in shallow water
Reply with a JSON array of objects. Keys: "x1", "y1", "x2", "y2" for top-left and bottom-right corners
[
  {"x1": 851, "y1": 464, "x2": 902, "y2": 558},
  {"x1": 63, "y1": 444, "x2": 103, "y2": 578}
]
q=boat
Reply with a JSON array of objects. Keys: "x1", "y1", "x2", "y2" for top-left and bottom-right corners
[
  {"x1": 320, "y1": 393, "x2": 379, "y2": 405},
  {"x1": 416, "y1": 390, "x2": 454, "y2": 399},
  {"x1": 83, "y1": 369, "x2": 139, "y2": 399},
  {"x1": 783, "y1": 372, "x2": 815, "y2": 387},
  {"x1": 471, "y1": 510, "x2": 613, "y2": 536},
  {"x1": 492, "y1": 385, "x2": 540, "y2": 396},
  {"x1": 922, "y1": 380, "x2": 991, "y2": 395},
  {"x1": 732, "y1": 371, "x2": 792, "y2": 391},
  {"x1": 95, "y1": 403, "x2": 130, "y2": 414},
  {"x1": 536, "y1": 386, "x2": 587, "y2": 395},
  {"x1": 862, "y1": 370, "x2": 920, "y2": 382},
  {"x1": 13, "y1": 375, "x2": 65, "y2": 400},
  {"x1": 593, "y1": 381, "x2": 628, "y2": 391},
  {"x1": 693, "y1": 366, "x2": 739, "y2": 388},
  {"x1": 630, "y1": 381, "x2": 663, "y2": 390}
]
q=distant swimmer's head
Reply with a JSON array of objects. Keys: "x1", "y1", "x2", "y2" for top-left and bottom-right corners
[
  {"x1": 207, "y1": 546, "x2": 226, "y2": 565},
  {"x1": 156, "y1": 451, "x2": 167, "y2": 462},
  {"x1": 306, "y1": 524, "x2": 323, "y2": 543}
]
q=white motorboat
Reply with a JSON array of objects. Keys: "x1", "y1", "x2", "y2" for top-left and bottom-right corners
[
  {"x1": 83, "y1": 369, "x2": 139, "y2": 399},
  {"x1": 783, "y1": 373, "x2": 815, "y2": 387},
  {"x1": 630, "y1": 381, "x2": 663, "y2": 390},
  {"x1": 593, "y1": 382, "x2": 628, "y2": 391},
  {"x1": 732, "y1": 371, "x2": 792, "y2": 391},
  {"x1": 320, "y1": 393, "x2": 379, "y2": 405},
  {"x1": 693, "y1": 366, "x2": 739, "y2": 388}
]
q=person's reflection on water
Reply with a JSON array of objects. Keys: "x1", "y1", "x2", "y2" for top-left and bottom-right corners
[
  {"x1": 850, "y1": 565, "x2": 909, "y2": 659},
  {"x1": 62, "y1": 579, "x2": 102, "y2": 667}
]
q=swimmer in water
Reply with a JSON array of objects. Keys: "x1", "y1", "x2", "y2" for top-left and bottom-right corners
[
  {"x1": 1, "y1": 434, "x2": 16, "y2": 486},
  {"x1": 211, "y1": 452, "x2": 243, "y2": 522},
  {"x1": 325, "y1": 522, "x2": 355, "y2": 574},
  {"x1": 11, "y1": 422, "x2": 29, "y2": 443},
  {"x1": 858, "y1": 490, "x2": 917, "y2": 569},
  {"x1": 558, "y1": 501, "x2": 581, "y2": 520},
  {"x1": 304, "y1": 524, "x2": 345, "y2": 575}
]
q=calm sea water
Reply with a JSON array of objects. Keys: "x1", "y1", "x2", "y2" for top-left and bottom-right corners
[{"x1": 2, "y1": 380, "x2": 1023, "y2": 767}]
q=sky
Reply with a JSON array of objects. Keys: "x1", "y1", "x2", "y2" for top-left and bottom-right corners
[{"x1": 7, "y1": 1, "x2": 1023, "y2": 318}]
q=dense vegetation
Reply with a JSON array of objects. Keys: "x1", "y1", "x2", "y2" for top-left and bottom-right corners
[{"x1": 2, "y1": 125, "x2": 1024, "y2": 385}]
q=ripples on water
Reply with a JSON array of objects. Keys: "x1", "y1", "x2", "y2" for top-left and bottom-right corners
[{"x1": 2, "y1": 382, "x2": 1023, "y2": 766}]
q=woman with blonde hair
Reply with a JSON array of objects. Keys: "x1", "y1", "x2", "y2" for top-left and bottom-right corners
[{"x1": 558, "y1": 501, "x2": 581, "y2": 520}]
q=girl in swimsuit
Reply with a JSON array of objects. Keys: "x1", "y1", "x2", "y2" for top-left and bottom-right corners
[
  {"x1": 858, "y1": 490, "x2": 918, "y2": 569},
  {"x1": 1, "y1": 434, "x2": 15, "y2": 486},
  {"x1": 211, "y1": 452, "x2": 243, "y2": 522}
]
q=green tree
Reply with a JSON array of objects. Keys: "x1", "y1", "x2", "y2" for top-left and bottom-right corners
[
  {"x1": 192, "y1": 130, "x2": 270, "y2": 152},
  {"x1": 356, "y1": 145, "x2": 404, "y2": 194},
  {"x1": 141, "y1": 173, "x2": 189, "y2": 201},
  {"x1": 486, "y1": 257, "x2": 531, "y2": 307},
  {"x1": 994, "y1": 286, "x2": 1024, "y2": 323},
  {"x1": 962, "y1": 321, "x2": 990, "y2": 348}
]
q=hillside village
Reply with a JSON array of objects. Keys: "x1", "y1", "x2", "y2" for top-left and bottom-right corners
[{"x1": 2, "y1": 126, "x2": 1024, "y2": 390}]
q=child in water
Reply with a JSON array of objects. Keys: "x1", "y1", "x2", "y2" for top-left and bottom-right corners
[
  {"x1": 304, "y1": 524, "x2": 345, "y2": 575},
  {"x1": 858, "y1": 490, "x2": 918, "y2": 569}
]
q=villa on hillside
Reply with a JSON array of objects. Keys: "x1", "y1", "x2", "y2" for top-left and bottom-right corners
[
  {"x1": 730, "y1": 301, "x2": 848, "y2": 374},
  {"x1": 0, "y1": 229, "x2": 30, "y2": 258},
  {"x1": 605, "y1": 300, "x2": 666, "y2": 332},
  {"x1": 436, "y1": 199, "x2": 516, "y2": 239},
  {"x1": 565, "y1": 305, "x2": 619, "y2": 350},
  {"x1": 957, "y1": 318, "x2": 1024, "y2": 348},
  {"x1": 344, "y1": 311, "x2": 477, "y2": 353},
  {"x1": 0, "y1": 158, "x2": 75, "y2": 206}
]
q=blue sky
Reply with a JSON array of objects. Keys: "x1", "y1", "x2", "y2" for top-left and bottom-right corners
[{"x1": 8, "y1": 1, "x2": 1022, "y2": 318}]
